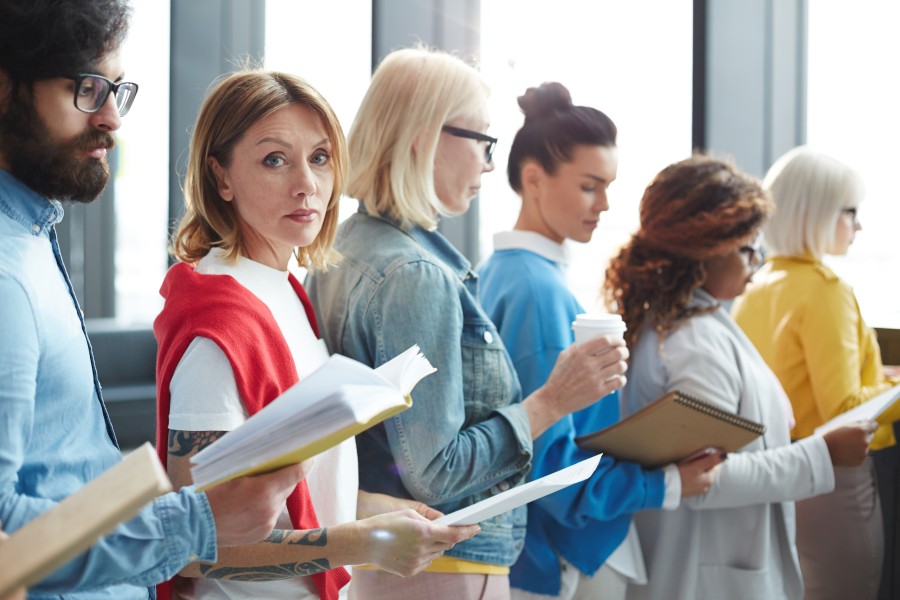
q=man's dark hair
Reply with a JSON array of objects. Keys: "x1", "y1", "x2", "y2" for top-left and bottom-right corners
[{"x1": 0, "y1": 0, "x2": 132, "y2": 83}]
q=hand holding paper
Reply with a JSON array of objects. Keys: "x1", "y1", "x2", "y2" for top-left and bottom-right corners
[
  {"x1": 814, "y1": 383, "x2": 900, "y2": 435},
  {"x1": 435, "y1": 454, "x2": 602, "y2": 526}
]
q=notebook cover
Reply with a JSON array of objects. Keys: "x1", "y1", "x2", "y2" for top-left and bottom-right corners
[{"x1": 575, "y1": 391, "x2": 765, "y2": 468}]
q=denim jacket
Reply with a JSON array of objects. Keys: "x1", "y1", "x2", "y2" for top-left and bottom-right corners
[
  {"x1": 306, "y1": 208, "x2": 533, "y2": 565},
  {"x1": 0, "y1": 169, "x2": 216, "y2": 599}
]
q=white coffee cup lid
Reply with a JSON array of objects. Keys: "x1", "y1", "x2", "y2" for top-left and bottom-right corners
[{"x1": 571, "y1": 313, "x2": 627, "y2": 333}]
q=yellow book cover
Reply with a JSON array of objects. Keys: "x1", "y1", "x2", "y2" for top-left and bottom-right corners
[
  {"x1": 0, "y1": 443, "x2": 172, "y2": 597},
  {"x1": 191, "y1": 345, "x2": 435, "y2": 490}
]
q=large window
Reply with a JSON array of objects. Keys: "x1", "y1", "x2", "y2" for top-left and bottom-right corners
[
  {"x1": 479, "y1": 1, "x2": 693, "y2": 309},
  {"x1": 111, "y1": 0, "x2": 373, "y2": 323},
  {"x1": 807, "y1": 2, "x2": 900, "y2": 328},
  {"x1": 114, "y1": 0, "x2": 171, "y2": 324},
  {"x1": 265, "y1": 0, "x2": 372, "y2": 226}
]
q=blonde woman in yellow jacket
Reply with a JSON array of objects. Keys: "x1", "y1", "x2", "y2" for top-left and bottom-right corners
[{"x1": 732, "y1": 146, "x2": 898, "y2": 600}]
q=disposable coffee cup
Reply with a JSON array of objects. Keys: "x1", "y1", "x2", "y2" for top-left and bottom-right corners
[{"x1": 571, "y1": 313, "x2": 627, "y2": 344}]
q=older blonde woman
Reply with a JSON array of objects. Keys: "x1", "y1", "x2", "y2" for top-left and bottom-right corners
[
  {"x1": 306, "y1": 48, "x2": 628, "y2": 600},
  {"x1": 732, "y1": 147, "x2": 898, "y2": 600}
]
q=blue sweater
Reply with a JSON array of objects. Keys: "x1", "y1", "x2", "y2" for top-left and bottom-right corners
[{"x1": 479, "y1": 244, "x2": 666, "y2": 595}]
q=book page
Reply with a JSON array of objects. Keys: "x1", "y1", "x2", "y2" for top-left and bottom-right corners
[
  {"x1": 374, "y1": 345, "x2": 437, "y2": 395},
  {"x1": 189, "y1": 346, "x2": 433, "y2": 489},
  {"x1": 434, "y1": 454, "x2": 601, "y2": 526}
]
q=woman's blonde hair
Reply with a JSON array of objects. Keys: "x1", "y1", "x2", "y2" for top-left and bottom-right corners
[
  {"x1": 762, "y1": 146, "x2": 864, "y2": 258},
  {"x1": 171, "y1": 69, "x2": 348, "y2": 269},
  {"x1": 347, "y1": 47, "x2": 489, "y2": 230}
]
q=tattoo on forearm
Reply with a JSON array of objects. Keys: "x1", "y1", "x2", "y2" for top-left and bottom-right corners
[
  {"x1": 198, "y1": 560, "x2": 331, "y2": 580},
  {"x1": 168, "y1": 430, "x2": 226, "y2": 457},
  {"x1": 265, "y1": 530, "x2": 290, "y2": 544},
  {"x1": 291, "y1": 528, "x2": 327, "y2": 547},
  {"x1": 264, "y1": 528, "x2": 328, "y2": 547}
]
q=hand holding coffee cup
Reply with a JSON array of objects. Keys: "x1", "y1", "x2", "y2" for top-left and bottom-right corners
[
  {"x1": 571, "y1": 313, "x2": 627, "y2": 345},
  {"x1": 536, "y1": 314, "x2": 629, "y2": 422}
]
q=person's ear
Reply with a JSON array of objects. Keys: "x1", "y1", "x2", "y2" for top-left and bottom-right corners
[
  {"x1": 208, "y1": 157, "x2": 234, "y2": 201},
  {"x1": 521, "y1": 160, "x2": 545, "y2": 198}
]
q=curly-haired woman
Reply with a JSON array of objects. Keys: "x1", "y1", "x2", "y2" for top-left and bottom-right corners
[{"x1": 604, "y1": 155, "x2": 875, "y2": 600}]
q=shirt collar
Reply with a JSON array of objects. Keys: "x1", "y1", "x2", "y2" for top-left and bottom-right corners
[
  {"x1": 767, "y1": 253, "x2": 821, "y2": 266},
  {"x1": 357, "y1": 203, "x2": 473, "y2": 281},
  {"x1": 492, "y1": 230, "x2": 569, "y2": 266},
  {"x1": 0, "y1": 168, "x2": 65, "y2": 236}
]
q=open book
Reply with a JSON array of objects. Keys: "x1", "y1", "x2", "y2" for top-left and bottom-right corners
[
  {"x1": 0, "y1": 443, "x2": 172, "y2": 597},
  {"x1": 190, "y1": 345, "x2": 436, "y2": 490},
  {"x1": 575, "y1": 391, "x2": 765, "y2": 468},
  {"x1": 814, "y1": 382, "x2": 900, "y2": 434},
  {"x1": 435, "y1": 454, "x2": 602, "y2": 525}
]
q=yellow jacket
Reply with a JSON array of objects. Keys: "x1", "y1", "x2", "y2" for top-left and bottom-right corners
[{"x1": 732, "y1": 255, "x2": 897, "y2": 449}]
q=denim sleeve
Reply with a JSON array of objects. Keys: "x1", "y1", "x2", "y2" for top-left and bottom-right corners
[
  {"x1": 34, "y1": 490, "x2": 218, "y2": 594},
  {"x1": 0, "y1": 274, "x2": 217, "y2": 593},
  {"x1": 367, "y1": 261, "x2": 531, "y2": 506}
]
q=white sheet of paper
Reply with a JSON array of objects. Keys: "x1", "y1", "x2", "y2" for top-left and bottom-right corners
[
  {"x1": 434, "y1": 454, "x2": 602, "y2": 526},
  {"x1": 814, "y1": 383, "x2": 900, "y2": 435}
]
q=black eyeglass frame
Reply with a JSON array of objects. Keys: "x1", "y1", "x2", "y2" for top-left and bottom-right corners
[
  {"x1": 840, "y1": 207, "x2": 860, "y2": 226},
  {"x1": 738, "y1": 240, "x2": 766, "y2": 270},
  {"x1": 64, "y1": 74, "x2": 139, "y2": 117},
  {"x1": 441, "y1": 125, "x2": 498, "y2": 164}
]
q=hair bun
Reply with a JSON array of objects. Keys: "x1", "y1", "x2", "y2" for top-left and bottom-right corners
[{"x1": 518, "y1": 82, "x2": 573, "y2": 121}]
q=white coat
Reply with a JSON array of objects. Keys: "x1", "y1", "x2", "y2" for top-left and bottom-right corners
[{"x1": 622, "y1": 289, "x2": 835, "y2": 600}]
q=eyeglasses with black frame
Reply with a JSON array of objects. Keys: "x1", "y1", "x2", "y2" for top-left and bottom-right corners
[
  {"x1": 738, "y1": 233, "x2": 765, "y2": 270},
  {"x1": 840, "y1": 207, "x2": 860, "y2": 226},
  {"x1": 441, "y1": 125, "x2": 498, "y2": 165},
  {"x1": 64, "y1": 74, "x2": 139, "y2": 117}
]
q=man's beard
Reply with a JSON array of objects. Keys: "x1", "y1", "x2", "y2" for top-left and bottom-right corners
[{"x1": 0, "y1": 88, "x2": 115, "y2": 203}]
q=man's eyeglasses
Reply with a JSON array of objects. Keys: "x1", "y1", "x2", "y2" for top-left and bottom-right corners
[
  {"x1": 441, "y1": 125, "x2": 498, "y2": 165},
  {"x1": 64, "y1": 74, "x2": 139, "y2": 117},
  {"x1": 840, "y1": 207, "x2": 860, "y2": 226},
  {"x1": 738, "y1": 235, "x2": 765, "y2": 270}
]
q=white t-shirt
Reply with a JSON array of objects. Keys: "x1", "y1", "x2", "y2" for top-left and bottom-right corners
[{"x1": 169, "y1": 249, "x2": 357, "y2": 600}]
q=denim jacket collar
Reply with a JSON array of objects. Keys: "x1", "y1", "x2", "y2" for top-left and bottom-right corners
[
  {"x1": 357, "y1": 204, "x2": 475, "y2": 283},
  {"x1": 0, "y1": 168, "x2": 64, "y2": 236}
]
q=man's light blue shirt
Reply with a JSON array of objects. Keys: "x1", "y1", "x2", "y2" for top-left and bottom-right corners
[{"x1": 0, "y1": 169, "x2": 216, "y2": 599}]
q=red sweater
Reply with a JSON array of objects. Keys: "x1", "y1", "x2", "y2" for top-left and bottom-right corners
[{"x1": 154, "y1": 261, "x2": 350, "y2": 600}]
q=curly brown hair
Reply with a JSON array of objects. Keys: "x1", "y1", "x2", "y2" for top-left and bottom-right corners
[{"x1": 603, "y1": 155, "x2": 772, "y2": 347}]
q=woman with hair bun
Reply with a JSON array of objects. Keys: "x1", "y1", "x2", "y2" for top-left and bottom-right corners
[
  {"x1": 480, "y1": 83, "x2": 723, "y2": 600},
  {"x1": 605, "y1": 155, "x2": 876, "y2": 600}
]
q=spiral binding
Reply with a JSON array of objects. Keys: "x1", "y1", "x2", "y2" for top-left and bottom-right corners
[{"x1": 674, "y1": 391, "x2": 767, "y2": 435}]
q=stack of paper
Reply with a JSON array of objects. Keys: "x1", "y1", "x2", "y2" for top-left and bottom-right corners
[{"x1": 190, "y1": 345, "x2": 436, "y2": 490}]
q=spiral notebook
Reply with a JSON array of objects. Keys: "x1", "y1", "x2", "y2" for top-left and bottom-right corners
[{"x1": 575, "y1": 391, "x2": 765, "y2": 468}]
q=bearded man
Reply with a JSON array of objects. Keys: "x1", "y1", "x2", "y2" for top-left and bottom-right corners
[{"x1": 0, "y1": 1, "x2": 304, "y2": 597}]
